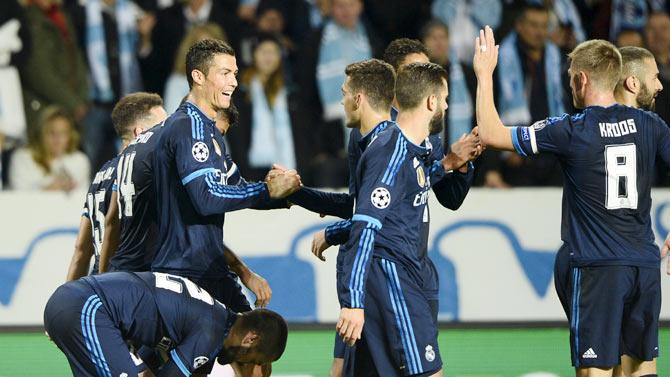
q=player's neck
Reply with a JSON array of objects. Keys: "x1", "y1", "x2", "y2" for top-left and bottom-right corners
[
  {"x1": 614, "y1": 90, "x2": 637, "y2": 108},
  {"x1": 584, "y1": 90, "x2": 617, "y2": 108},
  {"x1": 186, "y1": 92, "x2": 217, "y2": 120},
  {"x1": 395, "y1": 111, "x2": 430, "y2": 145},
  {"x1": 360, "y1": 110, "x2": 389, "y2": 136}
]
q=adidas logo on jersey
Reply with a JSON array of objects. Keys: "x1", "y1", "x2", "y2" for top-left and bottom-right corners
[{"x1": 582, "y1": 348, "x2": 598, "y2": 359}]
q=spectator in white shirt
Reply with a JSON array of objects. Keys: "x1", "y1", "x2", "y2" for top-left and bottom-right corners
[{"x1": 9, "y1": 106, "x2": 89, "y2": 192}]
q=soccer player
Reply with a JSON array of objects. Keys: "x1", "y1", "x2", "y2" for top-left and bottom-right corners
[
  {"x1": 474, "y1": 26, "x2": 667, "y2": 376},
  {"x1": 149, "y1": 38, "x2": 299, "y2": 311},
  {"x1": 44, "y1": 271, "x2": 287, "y2": 377},
  {"x1": 337, "y1": 63, "x2": 449, "y2": 377},
  {"x1": 100, "y1": 105, "x2": 272, "y2": 307},
  {"x1": 614, "y1": 47, "x2": 664, "y2": 112},
  {"x1": 66, "y1": 93, "x2": 167, "y2": 281}
]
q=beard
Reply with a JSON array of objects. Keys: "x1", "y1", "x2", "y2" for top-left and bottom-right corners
[
  {"x1": 637, "y1": 83, "x2": 657, "y2": 111},
  {"x1": 429, "y1": 110, "x2": 445, "y2": 134}
]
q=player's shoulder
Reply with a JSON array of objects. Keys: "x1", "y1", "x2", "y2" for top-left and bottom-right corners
[
  {"x1": 365, "y1": 123, "x2": 400, "y2": 153},
  {"x1": 635, "y1": 107, "x2": 668, "y2": 128}
]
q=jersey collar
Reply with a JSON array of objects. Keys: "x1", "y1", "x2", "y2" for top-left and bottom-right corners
[
  {"x1": 358, "y1": 120, "x2": 394, "y2": 150},
  {"x1": 183, "y1": 101, "x2": 216, "y2": 127}
]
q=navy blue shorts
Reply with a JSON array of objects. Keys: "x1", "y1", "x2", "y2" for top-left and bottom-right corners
[
  {"x1": 558, "y1": 264, "x2": 661, "y2": 368},
  {"x1": 334, "y1": 258, "x2": 438, "y2": 361},
  {"x1": 343, "y1": 257, "x2": 442, "y2": 377},
  {"x1": 192, "y1": 272, "x2": 252, "y2": 312},
  {"x1": 44, "y1": 280, "x2": 143, "y2": 377}
]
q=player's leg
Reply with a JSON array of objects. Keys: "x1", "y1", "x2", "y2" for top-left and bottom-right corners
[
  {"x1": 619, "y1": 267, "x2": 661, "y2": 377},
  {"x1": 329, "y1": 333, "x2": 345, "y2": 377},
  {"x1": 620, "y1": 355, "x2": 657, "y2": 376},
  {"x1": 371, "y1": 258, "x2": 442, "y2": 377},
  {"x1": 44, "y1": 281, "x2": 139, "y2": 377},
  {"x1": 570, "y1": 266, "x2": 630, "y2": 374}
]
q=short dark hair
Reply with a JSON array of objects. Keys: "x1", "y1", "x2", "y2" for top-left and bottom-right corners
[
  {"x1": 217, "y1": 102, "x2": 240, "y2": 128},
  {"x1": 111, "y1": 92, "x2": 163, "y2": 140},
  {"x1": 344, "y1": 59, "x2": 395, "y2": 113},
  {"x1": 383, "y1": 38, "x2": 428, "y2": 71},
  {"x1": 186, "y1": 39, "x2": 235, "y2": 89},
  {"x1": 420, "y1": 19, "x2": 449, "y2": 42},
  {"x1": 518, "y1": 3, "x2": 549, "y2": 22},
  {"x1": 616, "y1": 46, "x2": 656, "y2": 93},
  {"x1": 239, "y1": 309, "x2": 288, "y2": 362},
  {"x1": 395, "y1": 62, "x2": 448, "y2": 111}
]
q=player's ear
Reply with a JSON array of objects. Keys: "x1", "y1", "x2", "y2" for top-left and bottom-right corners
[
  {"x1": 241, "y1": 331, "x2": 260, "y2": 347},
  {"x1": 624, "y1": 76, "x2": 639, "y2": 94},
  {"x1": 191, "y1": 69, "x2": 205, "y2": 86},
  {"x1": 427, "y1": 94, "x2": 437, "y2": 112},
  {"x1": 133, "y1": 126, "x2": 143, "y2": 138}
]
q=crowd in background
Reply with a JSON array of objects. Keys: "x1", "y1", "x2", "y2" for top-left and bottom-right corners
[{"x1": 0, "y1": 0, "x2": 669, "y2": 191}]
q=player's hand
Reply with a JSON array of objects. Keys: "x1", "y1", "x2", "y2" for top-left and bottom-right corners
[
  {"x1": 473, "y1": 25, "x2": 499, "y2": 78},
  {"x1": 661, "y1": 233, "x2": 670, "y2": 275},
  {"x1": 311, "y1": 230, "x2": 331, "y2": 261},
  {"x1": 240, "y1": 270, "x2": 272, "y2": 308},
  {"x1": 337, "y1": 308, "x2": 364, "y2": 346},
  {"x1": 266, "y1": 170, "x2": 302, "y2": 198},
  {"x1": 443, "y1": 132, "x2": 481, "y2": 171}
]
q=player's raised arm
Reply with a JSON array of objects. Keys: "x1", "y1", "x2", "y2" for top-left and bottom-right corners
[{"x1": 473, "y1": 26, "x2": 515, "y2": 151}]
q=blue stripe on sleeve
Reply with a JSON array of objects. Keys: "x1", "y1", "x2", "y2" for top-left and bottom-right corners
[
  {"x1": 204, "y1": 174, "x2": 266, "y2": 198},
  {"x1": 182, "y1": 168, "x2": 218, "y2": 185},
  {"x1": 382, "y1": 135, "x2": 403, "y2": 183},
  {"x1": 510, "y1": 127, "x2": 527, "y2": 156},
  {"x1": 351, "y1": 214, "x2": 382, "y2": 229},
  {"x1": 170, "y1": 349, "x2": 191, "y2": 377}
]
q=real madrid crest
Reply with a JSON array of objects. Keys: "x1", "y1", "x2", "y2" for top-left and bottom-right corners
[
  {"x1": 416, "y1": 166, "x2": 426, "y2": 188},
  {"x1": 212, "y1": 138, "x2": 222, "y2": 156}
]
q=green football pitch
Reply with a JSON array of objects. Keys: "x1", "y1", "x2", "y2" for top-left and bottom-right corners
[{"x1": 0, "y1": 328, "x2": 668, "y2": 377}]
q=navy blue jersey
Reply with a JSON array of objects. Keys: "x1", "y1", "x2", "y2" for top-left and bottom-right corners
[
  {"x1": 151, "y1": 102, "x2": 270, "y2": 278},
  {"x1": 83, "y1": 157, "x2": 118, "y2": 274},
  {"x1": 511, "y1": 104, "x2": 670, "y2": 267},
  {"x1": 82, "y1": 271, "x2": 235, "y2": 375},
  {"x1": 339, "y1": 125, "x2": 435, "y2": 308},
  {"x1": 112, "y1": 124, "x2": 165, "y2": 272}
]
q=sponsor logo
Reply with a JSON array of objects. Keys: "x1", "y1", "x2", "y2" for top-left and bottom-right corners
[
  {"x1": 582, "y1": 348, "x2": 597, "y2": 359},
  {"x1": 192, "y1": 142, "x2": 209, "y2": 162},
  {"x1": 531, "y1": 119, "x2": 548, "y2": 131},
  {"x1": 371, "y1": 187, "x2": 391, "y2": 209}
]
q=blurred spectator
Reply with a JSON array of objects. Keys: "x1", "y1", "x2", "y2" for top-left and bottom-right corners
[
  {"x1": 299, "y1": 0, "x2": 382, "y2": 187},
  {"x1": 140, "y1": 0, "x2": 241, "y2": 94},
  {"x1": 547, "y1": 0, "x2": 586, "y2": 53},
  {"x1": 493, "y1": 4, "x2": 567, "y2": 187},
  {"x1": 646, "y1": 11, "x2": 670, "y2": 81},
  {"x1": 616, "y1": 28, "x2": 645, "y2": 47},
  {"x1": 66, "y1": 0, "x2": 145, "y2": 171},
  {"x1": 238, "y1": 2, "x2": 293, "y2": 68},
  {"x1": 363, "y1": 0, "x2": 432, "y2": 45},
  {"x1": 609, "y1": 0, "x2": 667, "y2": 41},
  {"x1": 228, "y1": 34, "x2": 309, "y2": 182},
  {"x1": 419, "y1": 21, "x2": 477, "y2": 146},
  {"x1": 9, "y1": 106, "x2": 90, "y2": 191},
  {"x1": 432, "y1": 0, "x2": 502, "y2": 65},
  {"x1": 0, "y1": 0, "x2": 31, "y2": 189},
  {"x1": 645, "y1": 11, "x2": 670, "y2": 127},
  {"x1": 163, "y1": 22, "x2": 226, "y2": 113},
  {"x1": 21, "y1": 0, "x2": 87, "y2": 140}
]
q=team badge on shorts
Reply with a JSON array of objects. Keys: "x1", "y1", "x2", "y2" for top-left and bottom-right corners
[
  {"x1": 192, "y1": 142, "x2": 209, "y2": 162},
  {"x1": 371, "y1": 187, "x2": 391, "y2": 209},
  {"x1": 425, "y1": 345, "x2": 435, "y2": 362},
  {"x1": 416, "y1": 167, "x2": 426, "y2": 187},
  {"x1": 193, "y1": 356, "x2": 209, "y2": 369}
]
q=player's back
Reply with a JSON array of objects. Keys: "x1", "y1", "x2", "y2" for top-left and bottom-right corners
[
  {"x1": 83, "y1": 271, "x2": 230, "y2": 353},
  {"x1": 84, "y1": 157, "x2": 119, "y2": 274},
  {"x1": 113, "y1": 124, "x2": 164, "y2": 272},
  {"x1": 528, "y1": 104, "x2": 670, "y2": 267}
]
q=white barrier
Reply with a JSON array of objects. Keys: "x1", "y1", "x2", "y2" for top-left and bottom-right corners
[{"x1": 1, "y1": 189, "x2": 670, "y2": 325}]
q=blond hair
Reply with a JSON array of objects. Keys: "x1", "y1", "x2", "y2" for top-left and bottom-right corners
[
  {"x1": 30, "y1": 106, "x2": 80, "y2": 174},
  {"x1": 615, "y1": 46, "x2": 656, "y2": 94},
  {"x1": 173, "y1": 23, "x2": 227, "y2": 74},
  {"x1": 568, "y1": 39, "x2": 622, "y2": 92}
]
